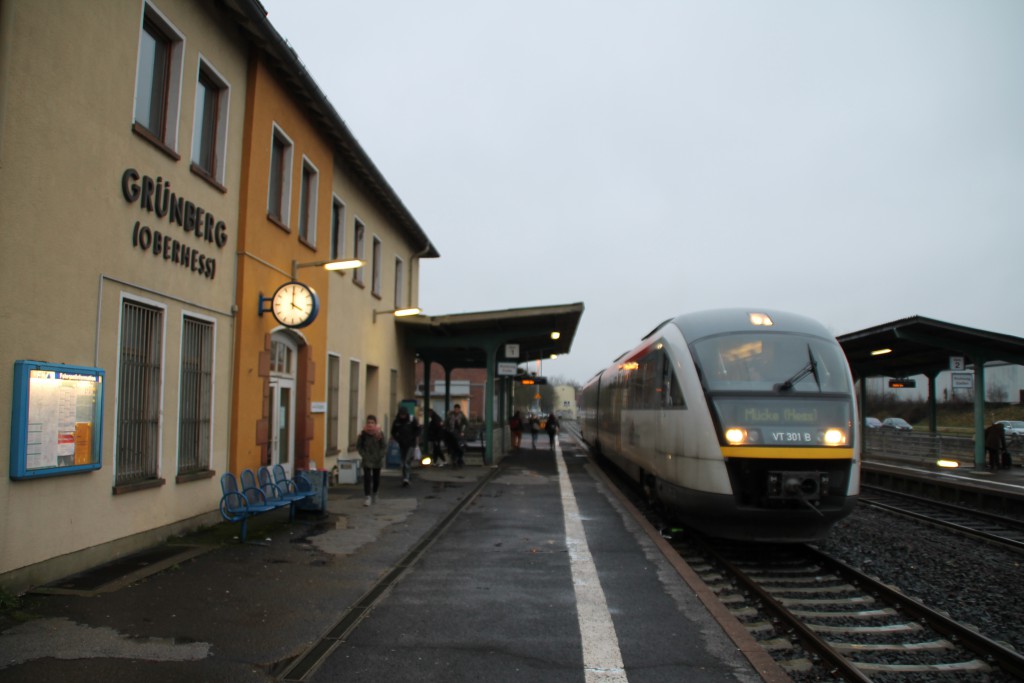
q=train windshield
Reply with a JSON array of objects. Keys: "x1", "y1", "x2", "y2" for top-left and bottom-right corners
[{"x1": 690, "y1": 333, "x2": 851, "y2": 394}]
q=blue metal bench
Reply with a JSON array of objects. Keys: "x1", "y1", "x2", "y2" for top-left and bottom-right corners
[
  {"x1": 258, "y1": 466, "x2": 312, "y2": 505},
  {"x1": 272, "y1": 464, "x2": 316, "y2": 501},
  {"x1": 218, "y1": 472, "x2": 281, "y2": 543}
]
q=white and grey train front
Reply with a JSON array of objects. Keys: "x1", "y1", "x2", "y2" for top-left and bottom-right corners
[{"x1": 580, "y1": 309, "x2": 860, "y2": 542}]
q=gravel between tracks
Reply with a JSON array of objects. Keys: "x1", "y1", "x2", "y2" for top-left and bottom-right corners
[{"x1": 815, "y1": 505, "x2": 1024, "y2": 656}]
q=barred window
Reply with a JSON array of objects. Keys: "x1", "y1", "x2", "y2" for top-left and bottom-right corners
[
  {"x1": 116, "y1": 300, "x2": 164, "y2": 485},
  {"x1": 178, "y1": 317, "x2": 213, "y2": 474}
]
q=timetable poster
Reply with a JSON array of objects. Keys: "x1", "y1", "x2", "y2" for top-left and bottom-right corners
[{"x1": 26, "y1": 370, "x2": 101, "y2": 470}]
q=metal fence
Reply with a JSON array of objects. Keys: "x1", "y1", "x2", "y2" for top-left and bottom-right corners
[{"x1": 864, "y1": 430, "x2": 1024, "y2": 465}]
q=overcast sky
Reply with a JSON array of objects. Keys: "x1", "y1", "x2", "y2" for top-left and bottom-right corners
[{"x1": 259, "y1": 0, "x2": 1023, "y2": 384}]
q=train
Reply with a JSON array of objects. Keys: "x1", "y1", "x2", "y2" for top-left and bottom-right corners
[{"x1": 579, "y1": 309, "x2": 860, "y2": 542}]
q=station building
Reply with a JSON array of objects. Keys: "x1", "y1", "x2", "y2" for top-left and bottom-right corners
[{"x1": 0, "y1": 0, "x2": 437, "y2": 593}]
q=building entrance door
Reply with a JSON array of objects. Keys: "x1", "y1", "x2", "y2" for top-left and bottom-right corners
[{"x1": 269, "y1": 334, "x2": 298, "y2": 475}]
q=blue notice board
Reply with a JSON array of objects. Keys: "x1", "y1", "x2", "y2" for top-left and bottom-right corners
[{"x1": 10, "y1": 360, "x2": 105, "y2": 480}]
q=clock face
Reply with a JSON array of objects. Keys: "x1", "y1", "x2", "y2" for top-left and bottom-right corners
[{"x1": 271, "y1": 282, "x2": 319, "y2": 328}]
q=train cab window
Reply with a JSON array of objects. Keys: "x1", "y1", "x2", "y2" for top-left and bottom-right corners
[{"x1": 692, "y1": 334, "x2": 849, "y2": 394}]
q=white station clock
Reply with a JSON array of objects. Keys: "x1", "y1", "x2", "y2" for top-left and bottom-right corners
[{"x1": 270, "y1": 281, "x2": 319, "y2": 328}]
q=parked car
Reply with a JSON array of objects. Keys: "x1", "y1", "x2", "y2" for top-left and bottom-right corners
[
  {"x1": 881, "y1": 417, "x2": 913, "y2": 431},
  {"x1": 996, "y1": 420, "x2": 1024, "y2": 437},
  {"x1": 865, "y1": 417, "x2": 882, "y2": 429}
]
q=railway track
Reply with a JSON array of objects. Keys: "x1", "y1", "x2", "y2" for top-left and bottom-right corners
[
  {"x1": 569, "y1": 425, "x2": 1024, "y2": 680},
  {"x1": 859, "y1": 485, "x2": 1024, "y2": 552},
  {"x1": 668, "y1": 534, "x2": 1024, "y2": 681}
]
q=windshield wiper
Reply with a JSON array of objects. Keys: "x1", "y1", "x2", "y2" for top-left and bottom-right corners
[{"x1": 774, "y1": 345, "x2": 820, "y2": 392}]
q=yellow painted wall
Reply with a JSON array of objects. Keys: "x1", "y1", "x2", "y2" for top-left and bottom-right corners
[{"x1": 232, "y1": 54, "x2": 335, "y2": 474}]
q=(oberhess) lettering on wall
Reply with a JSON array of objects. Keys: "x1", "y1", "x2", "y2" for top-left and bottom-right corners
[{"x1": 121, "y1": 168, "x2": 229, "y2": 280}]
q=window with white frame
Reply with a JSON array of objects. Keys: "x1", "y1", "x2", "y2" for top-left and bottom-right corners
[
  {"x1": 178, "y1": 316, "x2": 214, "y2": 475},
  {"x1": 268, "y1": 125, "x2": 293, "y2": 226},
  {"x1": 371, "y1": 236, "x2": 382, "y2": 297},
  {"x1": 133, "y1": 4, "x2": 184, "y2": 152},
  {"x1": 348, "y1": 360, "x2": 360, "y2": 450},
  {"x1": 298, "y1": 157, "x2": 318, "y2": 246},
  {"x1": 116, "y1": 299, "x2": 165, "y2": 486},
  {"x1": 353, "y1": 219, "x2": 365, "y2": 286},
  {"x1": 327, "y1": 354, "x2": 340, "y2": 453},
  {"x1": 330, "y1": 197, "x2": 345, "y2": 261},
  {"x1": 394, "y1": 257, "x2": 405, "y2": 309},
  {"x1": 191, "y1": 59, "x2": 230, "y2": 184}
]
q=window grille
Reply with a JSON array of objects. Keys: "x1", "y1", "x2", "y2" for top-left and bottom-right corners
[
  {"x1": 116, "y1": 301, "x2": 163, "y2": 485},
  {"x1": 178, "y1": 317, "x2": 213, "y2": 474}
]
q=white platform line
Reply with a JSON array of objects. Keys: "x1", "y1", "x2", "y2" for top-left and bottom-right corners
[{"x1": 555, "y1": 442, "x2": 629, "y2": 682}]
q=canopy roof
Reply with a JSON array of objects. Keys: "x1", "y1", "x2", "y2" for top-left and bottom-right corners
[
  {"x1": 398, "y1": 303, "x2": 585, "y2": 369},
  {"x1": 837, "y1": 316, "x2": 1024, "y2": 380}
]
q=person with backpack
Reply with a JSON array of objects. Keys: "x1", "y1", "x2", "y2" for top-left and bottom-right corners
[{"x1": 545, "y1": 412, "x2": 560, "y2": 450}]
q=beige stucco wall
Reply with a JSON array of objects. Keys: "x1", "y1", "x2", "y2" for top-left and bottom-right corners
[
  {"x1": 0, "y1": 0, "x2": 246, "y2": 585},
  {"x1": 323, "y1": 162, "x2": 426, "y2": 464}
]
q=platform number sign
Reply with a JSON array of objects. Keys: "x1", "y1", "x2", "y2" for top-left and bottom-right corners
[{"x1": 950, "y1": 356, "x2": 965, "y2": 371}]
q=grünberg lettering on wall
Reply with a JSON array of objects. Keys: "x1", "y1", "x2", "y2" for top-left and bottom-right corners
[{"x1": 121, "y1": 168, "x2": 228, "y2": 279}]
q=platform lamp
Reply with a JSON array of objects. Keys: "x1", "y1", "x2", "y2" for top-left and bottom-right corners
[
  {"x1": 373, "y1": 307, "x2": 423, "y2": 323},
  {"x1": 291, "y1": 257, "x2": 363, "y2": 279}
]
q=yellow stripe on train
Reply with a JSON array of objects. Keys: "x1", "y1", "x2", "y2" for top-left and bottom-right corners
[{"x1": 720, "y1": 446, "x2": 855, "y2": 460}]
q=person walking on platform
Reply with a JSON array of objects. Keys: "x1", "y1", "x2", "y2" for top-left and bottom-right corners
[
  {"x1": 985, "y1": 420, "x2": 1008, "y2": 470},
  {"x1": 545, "y1": 412, "x2": 560, "y2": 450},
  {"x1": 445, "y1": 403, "x2": 468, "y2": 468},
  {"x1": 391, "y1": 406, "x2": 421, "y2": 486},
  {"x1": 510, "y1": 411, "x2": 524, "y2": 449},
  {"x1": 357, "y1": 415, "x2": 385, "y2": 505},
  {"x1": 529, "y1": 413, "x2": 539, "y2": 449},
  {"x1": 427, "y1": 409, "x2": 446, "y2": 466}
]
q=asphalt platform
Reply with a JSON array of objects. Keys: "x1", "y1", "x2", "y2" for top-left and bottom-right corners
[{"x1": 0, "y1": 436, "x2": 785, "y2": 682}]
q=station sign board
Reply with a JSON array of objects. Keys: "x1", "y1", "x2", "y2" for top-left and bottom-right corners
[
  {"x1": 951, "y1": 372, "x2": 973, "y2": 389},
  {"x1": 497, "y1": 362, "x2": 517, "y2": 376}
]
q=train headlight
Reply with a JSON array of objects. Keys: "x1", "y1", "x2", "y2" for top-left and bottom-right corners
[
  {"x1": 725, "y1": 428, "x2": 747, "y2": 445},
  {"x1": 822, "y1": 428, "x2": 847, "y2": 446}
]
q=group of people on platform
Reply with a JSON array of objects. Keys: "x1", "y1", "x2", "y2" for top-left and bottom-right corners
[
  {"x1": 355, "y1": 403, "x2": 469, "y2": 506},
  {"x1": 355, "y1": 404, "x2": 562, "y2": 506},
  {"x1": 509, "y1": 411, "x2": 559, "y2": 450}
]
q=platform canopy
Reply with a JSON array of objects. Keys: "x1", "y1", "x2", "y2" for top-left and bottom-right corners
[
  {"x1": 837, "y1": 315, "x2": 1024, "y2": 469},
  {"x1": 837, "y1": 315, "x2": 1024, "y2": 380},
  {"x1": 393, "y1": 302, "x2": 584, "y2": 465},
  {"x1": 397, "y1": 302, "x2": 585, "y2": 370}
]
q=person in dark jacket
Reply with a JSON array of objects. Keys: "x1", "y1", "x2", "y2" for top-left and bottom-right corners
[
  {"x1": 391, "y1": 406, "x2": 421, "y2": 486},
  {"x1": 444, "y1": 404, "x2": 468, "y2": 468},
  {"x1": 427, "y1": 409, "x2": 446, "y2": 466},
  {"x1": 985, "y1": 421, "x2": 1008, "y2": 470},
  {"x1": 357, "y1": 415, "x2": 385, "y2": 505},
  {"x1": 545, "y1": 412, "x2": 560, "y2": 450}
]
